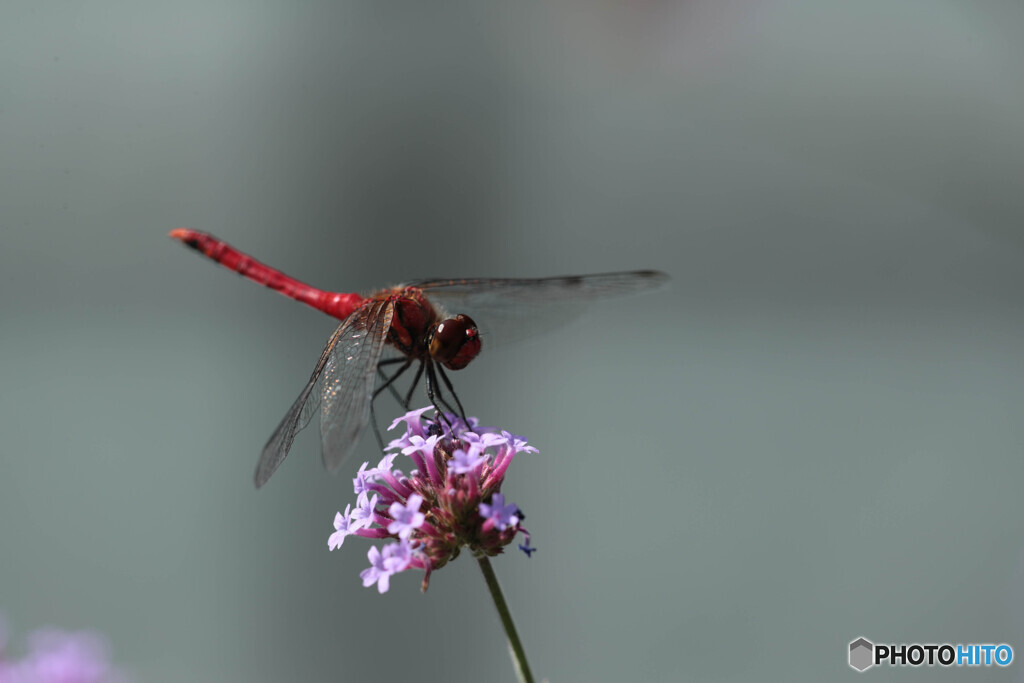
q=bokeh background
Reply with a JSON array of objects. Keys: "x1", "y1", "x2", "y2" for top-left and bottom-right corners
[{"x1": 2, "y1": 1, "x2": 1024, "y2": 681}]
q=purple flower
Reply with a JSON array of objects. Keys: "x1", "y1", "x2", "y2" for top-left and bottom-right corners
[
  {"x1": 375, "y1": 453, "x2": 399, "y2": 473},
  {"x1": 350, "y1": 494, "x2": 378, "y2": 530},
  {"x1": 360, "y1": 539, "x2": 414, "y2": 594},
  {"x1": 460, "y1": 430, "x2": 507, "y2": 451},
  {"x1": 401, "y1": 434, "x2": 439, "y2": 459},
  {"x1": 400, "y1": 434, "x2": 442, "y2": 482},
  {"x1": 0, "y1": 624, "x2": 128, "y2": 683},
  {"x1": 360, "y1": 546, "x2": 392, "y2": 594},
  {"x1": 352, "y1": 462, "x2": 377, "y2": 499},
  {"x1": 480, "y1": 493, "x2": 520, "y2": 531},
  {"x1": 449, "y1": 446, "x2": 486, "y2": 474},
  {"x1": 382, "y1": 538, "x2": 414, "y2": 573},
  {"x1": 385, "y1": 406, "x2": 436, "y2": 450},
  {"x1": 328, "y1": 505, "x2": 356, "y2": 550},
  {"x1": 328, "y1": 407, "x2": 539, "y2": 592},
  {"x1": 501, "y1": 430, "x2": 538, "y2": 454},
  {"x1": 387, "y1": 494, "x2": 426, "y2": 539}
]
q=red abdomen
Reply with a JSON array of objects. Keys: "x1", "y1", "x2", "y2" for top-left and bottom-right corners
[{"x1": 170, "y1": 229, "x2": 365, "y2": 320}]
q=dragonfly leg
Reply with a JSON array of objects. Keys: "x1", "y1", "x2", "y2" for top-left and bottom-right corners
[
  {"x1": 374, "y1": 359, "x2": 413, "y2": 401},
  {"x1": 376, "y1": 369, "x2": 403, "y2": 413},
  {"x1": 403, "y1": 362, "x2": 426, "y2": 410},
  {"x1": 436, "y1": 365, "x2": 467, "y2": 421},
  {"x1": 369, "y1": 359, "x2": 414, "y2": 450},
  {"x1": 425, "y1": 362, "x2": 459, "y2": 422},
  {"x1": 369, "y1": 398, "x2": 385, "y2": 451}
]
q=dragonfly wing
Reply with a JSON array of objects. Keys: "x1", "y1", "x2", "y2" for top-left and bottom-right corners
[
  {"x1": 254, "y1": 323, "x2": 347, "y2": 489},
  {"x1": 319, "y1": 299, "x2": 395, "y2": 473},
  {"x1": 412, "y1": 271, "x2": 668, "y2": 348}
]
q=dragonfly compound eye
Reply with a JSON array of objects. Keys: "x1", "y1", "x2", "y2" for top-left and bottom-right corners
[{"x1": 429, "y1": 314, "x2": 481, "y2": 370}]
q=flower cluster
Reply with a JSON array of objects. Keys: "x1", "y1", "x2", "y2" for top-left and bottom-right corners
[
  {"x1": 329, "y1": 407, "x2": 538, "y2": 592},
  {"x1": 0, "y1": 620, "x2": 128, "y2": 683}
]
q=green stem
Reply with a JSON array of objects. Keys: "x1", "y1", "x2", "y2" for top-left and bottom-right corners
[{"x1": 477, "y1": 556, "x2": 534, "y2": 683}]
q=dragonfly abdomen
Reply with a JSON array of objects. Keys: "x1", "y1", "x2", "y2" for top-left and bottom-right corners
[{"x1": 170, "y1": 229, "x2": 364, "y2": 320}]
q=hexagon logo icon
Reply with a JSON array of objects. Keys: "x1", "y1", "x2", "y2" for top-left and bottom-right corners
[{"x1": 849, "y1": 637, "x2": 874, "y2": 672}]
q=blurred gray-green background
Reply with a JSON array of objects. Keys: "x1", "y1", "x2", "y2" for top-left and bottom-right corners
[{"x1": 2, "y1": 2, "x2": 1024, "y2": 681}]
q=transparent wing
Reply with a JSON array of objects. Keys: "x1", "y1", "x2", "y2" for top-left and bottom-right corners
[
  {"x1": 254, "y1": 323, "x2": 347, "y2": 489},
  {"x1": 253, "y1": 300, "x2": 394, "y2": 488},
  {"x1": 411, "y1": 271, "x2": 669, "y2": 348},
  {"x1": 319, "y1": 299, "x2": 395, "y2": 473}
]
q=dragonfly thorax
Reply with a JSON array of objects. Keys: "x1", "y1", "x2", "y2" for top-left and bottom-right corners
[{"x1": 387, "y1": 290, "x2": 436, "y2": 357}]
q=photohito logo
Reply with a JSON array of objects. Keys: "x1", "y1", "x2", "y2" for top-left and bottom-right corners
[{"x1": 848, "y1": 637, "x2": 1013, "y2": 672}]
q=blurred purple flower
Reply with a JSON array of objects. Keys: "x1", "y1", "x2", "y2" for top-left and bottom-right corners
[{"x1": 0, "y1": 621, "x2": 128, "y2": 683}]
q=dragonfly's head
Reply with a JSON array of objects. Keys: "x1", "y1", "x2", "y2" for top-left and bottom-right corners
[{"x1": 429, "y1": 314, "x2": 481, "y2": 371}]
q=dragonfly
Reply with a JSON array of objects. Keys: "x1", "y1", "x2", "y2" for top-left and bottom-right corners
[{"x1": 170, "y1": 229, "x2": 668, "y2": 487}]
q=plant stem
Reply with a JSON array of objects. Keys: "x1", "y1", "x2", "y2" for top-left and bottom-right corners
[{"x1": 477, "y1": 556, "x2": 534, "y2": 683}]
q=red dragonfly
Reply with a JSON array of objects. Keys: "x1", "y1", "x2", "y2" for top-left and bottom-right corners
[{"x1": 170, "y1": 229, "x2": 668, "y2": 487}]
